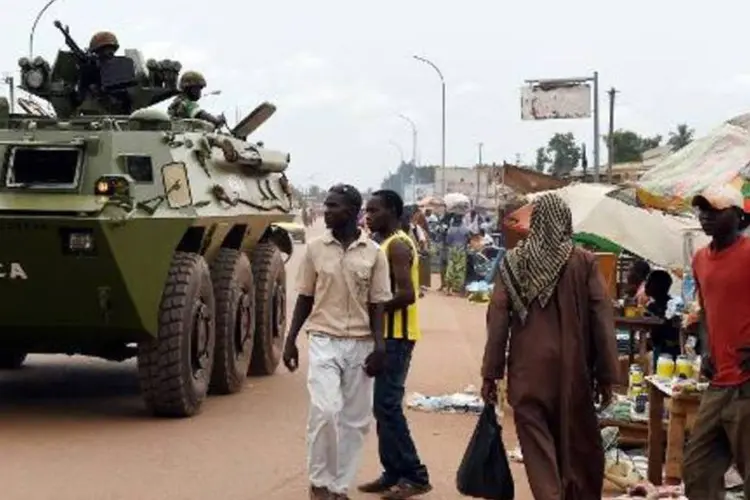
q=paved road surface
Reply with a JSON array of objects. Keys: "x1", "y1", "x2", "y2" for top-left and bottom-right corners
[{"x1": 0, "y1": 223, "x2": 536, "y2": 500}]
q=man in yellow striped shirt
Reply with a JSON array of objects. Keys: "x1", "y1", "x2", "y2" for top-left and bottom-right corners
[{"x1": 359, "y1": 190, "x2": 431, "y2": 499}]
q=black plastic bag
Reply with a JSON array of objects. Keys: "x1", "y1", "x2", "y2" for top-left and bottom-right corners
[{"x1": 456, "y1": 404, "x2": 515, "y2": 499}]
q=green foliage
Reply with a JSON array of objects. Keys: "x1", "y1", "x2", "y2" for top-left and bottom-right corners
[
  {"x1": 546, "y1": 132, "x2": 581, "y2": 177},
  {"x1": 534, "y1": 147, "x2": 549, "y2": 172},
  {"x1": 667, "y1": 124, "x2": 695, "y2": 151},
  {"x1": 603, "y1": 129, "x2": 663, "y2": 163},
  {"x1": 307, "y1": 185, "x2": 323, "y2": 199}
]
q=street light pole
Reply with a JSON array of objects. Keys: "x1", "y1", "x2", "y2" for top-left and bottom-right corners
[
  {"x1": 388, "y1": 140, "x2": 404, "y2": 164},
  {"x1": 413, "y1": 55, "x2": 446, "y2": 197},
  {"x1": 476, "y1": 142, "x2": 483, "y2": 205},
  {"x1": 388, "y1": 141, "x2": 405, "y2": 195},
  {"x1": 29, "y1": 0, "x2": 63, "y2": 58},
  {"x1": 398, "y1": 114, "x2": 418, "y2": 204}
]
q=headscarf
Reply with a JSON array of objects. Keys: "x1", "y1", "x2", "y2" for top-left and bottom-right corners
[{"x1": 499, "y1": 193, "x2": 574, "y2": 324}]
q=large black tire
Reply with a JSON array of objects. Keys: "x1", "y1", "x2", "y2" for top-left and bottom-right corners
[
  {"x1": 0, "y1": 350, "x2": 27, "y2": 369},
  {"x1": 137, "y1": 252, "x2": 216, "y2": 418},
  {"x1": 248, "y1": 243, "x2": 286, "y2": 376},
  {"x1": 209, "y1": 249, "x2": 255, "y2": 395}
]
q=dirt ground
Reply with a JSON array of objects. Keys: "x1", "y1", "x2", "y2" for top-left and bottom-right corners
[{"x1": 0, "y1": 224, "x2": 541, "y2": 500}]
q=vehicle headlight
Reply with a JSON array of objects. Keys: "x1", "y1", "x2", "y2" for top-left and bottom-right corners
[
  {"x1": 95, "y1": 176, "x2": 131, "y2": 197},
  {"x1": 95, "y1": 180, "x2": 111, "y2": 195},
  {"x1": 24, "y1": 69, "x2": 45, "y2": 89},
  {"x1": 68, "y1": 231, "x2": 95, "y2": 252}
]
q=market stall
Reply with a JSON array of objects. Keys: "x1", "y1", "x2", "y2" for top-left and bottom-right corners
[
  {"x1": 596, "y1": 356, "x2": 708, "y2": 496},
  {"x1": 504, "y1": 183, "x2": 708, "y2": 270},
  {"x1": 646, "y1": 376, "x2": 703, "y2": 486},
  {"x1": 636, "y1": 111, "x2": 750, "y2": 214}
]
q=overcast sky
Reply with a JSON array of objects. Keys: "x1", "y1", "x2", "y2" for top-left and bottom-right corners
[{"x1": 2, "y1": 0, "x2": 750, "y2": 190}]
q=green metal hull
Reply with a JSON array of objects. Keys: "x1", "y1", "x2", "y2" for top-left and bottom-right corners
[{"x1": 0, "y1": 216, "x2": 191, "y2": 344}]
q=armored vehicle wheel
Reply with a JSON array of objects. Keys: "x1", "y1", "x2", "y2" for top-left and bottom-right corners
[
  {"x1": 209, "y1": 249, "x2": 256, "y2": 395},
  {"x1": 0, "y1": 349, "x2": 27, "y2": 369},
  {"x1": 248, "y1": 243, "x2": 286, "y2": 376},
  {"x1": 137, "y1": 252, "x2": 216, "y2": 418}
]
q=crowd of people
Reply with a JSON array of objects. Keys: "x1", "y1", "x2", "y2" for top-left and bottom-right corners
[{"x1": 284, "y1": 183, "x2": 750, "y2": 499}]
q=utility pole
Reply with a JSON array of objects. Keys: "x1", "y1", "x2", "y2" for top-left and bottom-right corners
[
  {"x1": 593, "y1": 71, "x2": 600, "y2": 182},
  {"x1": 475, "y1": 142, "x2": 483, "y2": 205},
  {"x1": 606, "y1": 87, "x2": 617, "y2": 184},
  {"x1": 3, "y1": 75, "x2": 14, "y2": 113}
]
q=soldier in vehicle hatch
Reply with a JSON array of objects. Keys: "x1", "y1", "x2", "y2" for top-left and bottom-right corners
[
  {"x1": 79, "y1": 31, "x2": 119, "y2": 91},
  {"x1": 74, "y1": 30, "x2": 129, "y2": 114},
  {"x1": 89, "y1": 31, "x2": 119, "y2": 61},
  {"x1": 167, "y1": 71, "x2": 226, "y2": 128}
]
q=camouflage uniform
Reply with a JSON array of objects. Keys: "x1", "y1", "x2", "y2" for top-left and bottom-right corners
[
  {"x1": 168, "y1": 71, "x2": 212, "y2": 121},
  {"x1": 168, "y1": 95, "x2": 202, "y2": 119}
]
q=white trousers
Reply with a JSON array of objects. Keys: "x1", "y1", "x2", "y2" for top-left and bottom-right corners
[{"x1": 307, "y1": 333, "x2": 374, "y2": 494}]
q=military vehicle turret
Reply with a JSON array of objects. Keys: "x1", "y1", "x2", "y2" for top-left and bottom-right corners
[{"x1": 0, "y1": 20, "x2": 297, "y2": 418}]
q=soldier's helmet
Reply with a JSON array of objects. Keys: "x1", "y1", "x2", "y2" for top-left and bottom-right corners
[
  {"x1": 89, "y1": 31, "x2": 119, "y2": 52},
  {"x1": 178, "y1": 71, "x2": 207, "y2": 91}
]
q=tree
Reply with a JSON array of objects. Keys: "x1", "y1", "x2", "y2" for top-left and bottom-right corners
[
  {"x1": 546, "y1": 132, "x2": 581, "y2": 177},
  {"x1": 603, "y1": 129, "x2": 663, "y2": 163},
  {"x1": 668, "y1": 124, "x2": 695, "y2": 151},
  {"x1": 534, "y1": 147, "x2": 549, "y2": 173},
  {"x1": 641, "y1": 135, "x2": 662, "y2": 151},
  {"x1": 307, "y1": 185, "x2": 323, "y2": 199}
]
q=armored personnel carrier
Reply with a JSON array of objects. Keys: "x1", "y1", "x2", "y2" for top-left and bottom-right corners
[{"x1": 0, "y1": 21, "x2": 296, "y2": 418}]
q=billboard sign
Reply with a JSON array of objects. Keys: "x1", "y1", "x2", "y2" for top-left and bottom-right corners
[{"x1": 520, "y1": 83, "x2": 592, "y2": 120}]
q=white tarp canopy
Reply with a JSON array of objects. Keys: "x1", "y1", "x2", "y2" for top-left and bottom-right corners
[
  {"x1": 636, "y1": 112, "x2": 750, "y2": 212},
  {"x1": 526, "y1": 183, "x2": 709, "y2": 270}
]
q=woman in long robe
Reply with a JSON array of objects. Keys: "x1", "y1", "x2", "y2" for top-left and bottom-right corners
[
  {"x1": 443, "y1": 214, "x2": 470, "y2": 294},
  {"x1": 481, "y1": 194, "x2": 619, "y2": 500}
]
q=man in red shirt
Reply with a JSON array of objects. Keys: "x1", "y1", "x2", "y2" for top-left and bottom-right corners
[{"x1": 683, "y1": 185, "x2": 750, "y2": 499}]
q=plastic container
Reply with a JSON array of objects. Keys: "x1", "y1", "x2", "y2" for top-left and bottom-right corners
[
  {"x1": 628, "y1": 364, "x2": 644, "y2": 385},
  {"x1": 682, "y1": 270, "x2": 696, "y2": 304},
  {"x1": 634, "y1": 393, "x2": 648, "y2": 413},
  {"x1": 656, "y1": 354, "x2": 676, "y2": 378},
  {"x1": 676, "y1": 355, "x2": 693, "y2": 379},
  {"x1": 627, "y1": 365, "x2": 644, "y2": 399}
]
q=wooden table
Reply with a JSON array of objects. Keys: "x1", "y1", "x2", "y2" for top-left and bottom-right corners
[
  {"x1": 646, "y1": 377, "x2": 702, "y2": 485},
  {"x1": 599, "y1": 418, "x2": 650, "y2": 447},
  {"x1": 614, "y1": 316, "x2": 664, "y2": 373}
]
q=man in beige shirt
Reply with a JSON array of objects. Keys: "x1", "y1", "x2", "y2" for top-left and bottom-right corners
[{"x1": 283, "y1": 184, "x2": 392, "y2": 500}]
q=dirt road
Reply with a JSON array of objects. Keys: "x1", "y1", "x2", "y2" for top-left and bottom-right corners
[{"x1": 0, "y1": 225, "x2": 534, "y2": 500}]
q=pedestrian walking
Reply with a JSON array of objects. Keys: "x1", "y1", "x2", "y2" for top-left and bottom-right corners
[
  {"x1": 683, "y1": 186, "x2": 750, "y2": 499},
  {"x1": 283, "y1": 184, "x2": 392, "y2": 500},
  {"x1": 360, "y1": 190, "x2": 432, "y2": 499},
  {"x1": 481, "y1": 193, "x2": 619, "y2": 500},
  {"x1": 443, "y1": 214, "x2": 470, "y2": 294}
]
